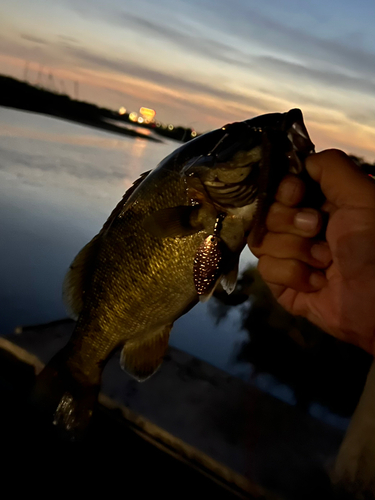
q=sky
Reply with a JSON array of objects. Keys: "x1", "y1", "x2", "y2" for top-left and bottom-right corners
[{"x1": 2, "y1": 0, "x2": 375, "y2": 160}]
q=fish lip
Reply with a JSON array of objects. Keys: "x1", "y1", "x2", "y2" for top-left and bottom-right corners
[
  {"x1": 284, "y1": 109, "x2": 314, "y2": 149},
  {"x1": 284, "y1": 110, "x2": 315, "y2": 174}
]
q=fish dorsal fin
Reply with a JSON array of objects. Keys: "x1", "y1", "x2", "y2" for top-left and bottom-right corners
[
  {"x1": 102, "y1": 170, "x2": 151, "y2": 233},
  {"x1": 62, "y1": 170, "x2": 152, "y2": 320},
  {"x1": 62, "y1": 235, "x2": 101, "y2": 320},
  {"x1": 120, "y1": 324, "x2": 172, "y2": 381}
]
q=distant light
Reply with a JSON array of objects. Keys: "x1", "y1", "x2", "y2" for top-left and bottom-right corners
[
  {"x1": 191, "y1": 130, "x2": 197, "y2": 137},
  {"x1": 156, "y1": 121, "x2": 161, "y2": 127},
  {"x1": 137, "y1": 116, "x2": 144, "y2": 124},
  {"x1": 129, "y1": 112, "x2": 138, "y2": 122},
  {"x1": 139, "y1": 107, "x2": 156, "y2": 121},
  {"x1": 118, "y1": 106, "x2": 126, "y2": 115},
  {"x1": 168, "y1": 124, "x2": 174, "y2": 131}
]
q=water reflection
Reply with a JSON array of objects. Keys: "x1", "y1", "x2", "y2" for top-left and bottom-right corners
[
  {"x1": 209, "y1": 267, "x2": 372, "y2": 428},
  {"x1": 131, "y1": 137, "x2": 148, "y2": 155},
  {"x1": 105, "y1": 117, "x2": 153, "y2": 138},
  {"x1": 0, "y1": 107, "x2": 172, "y2": 332}
]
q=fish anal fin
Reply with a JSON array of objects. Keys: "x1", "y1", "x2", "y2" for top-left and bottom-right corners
[
  {"x1": 62, "y1": 235, "x2": 101, "y2": 320},
  {"x1": 120, "y1": 325, "x2": 172, "y2": 381},
  {"x1": 143, "y1": 205, "x2": 203, "y2": 238}
]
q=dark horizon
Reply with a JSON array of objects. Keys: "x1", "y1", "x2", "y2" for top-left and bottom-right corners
[{"x1": 0, "y1": 74, "x2": 199, "y2": 143}]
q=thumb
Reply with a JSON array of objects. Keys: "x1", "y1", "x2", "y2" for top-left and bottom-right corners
[{"x1": 305, "y1": 149, "x2": 375, "y2": 209}]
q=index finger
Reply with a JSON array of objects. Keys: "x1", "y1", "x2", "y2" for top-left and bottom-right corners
[
  {"x1": 275, "y1": 174, "x2": 306, "y2": 207},
  {"x1": 306, "y1": 150, "x2": 375, "y2": 209}
]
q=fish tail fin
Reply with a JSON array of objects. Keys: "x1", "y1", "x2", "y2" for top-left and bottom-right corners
[{"x1": 30, "y1": 349, "x2": 99, "y2": 441}]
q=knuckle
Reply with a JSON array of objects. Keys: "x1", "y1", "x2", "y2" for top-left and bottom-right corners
[
  {"x1": 322, "y1": 148, "x2": 348, "y2": 163},
  {"x1": 285, "y1": 260, "x2": 311, "y2": 289},
  {"x1": 257, "y1": 255, "x2": 272, "y2": 279},
  {"x1": 267, "y1": 202, "x2": 282, "y2": 218},
  {"x1": 266, "y1": 203, "x2": 290, "y2": 229},
  {"x1": 292, "y1": 258, "x2": 304, "y2": 274}
]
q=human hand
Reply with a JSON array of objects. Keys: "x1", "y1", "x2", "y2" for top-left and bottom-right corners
[{"x1": 249, "y1": 149, "x2": 375, "y2": 356}]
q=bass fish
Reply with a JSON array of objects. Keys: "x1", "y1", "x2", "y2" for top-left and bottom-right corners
[{"x1": 33, "y1": 108, "x2": 314, "y2": 438}]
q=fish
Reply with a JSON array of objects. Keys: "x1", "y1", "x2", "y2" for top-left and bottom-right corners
[{"x1": 32, "y1": 108, "x2": 314, "y2": 439}]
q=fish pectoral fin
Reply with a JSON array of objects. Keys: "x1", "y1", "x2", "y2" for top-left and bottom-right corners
[
  {"x1": 120, "y1": 325, "x2": 172, "y2": 381},
  {"x1": 220, "y1": 258, "x2": 239, "y2": 295},
  {"x1": 194, "y1": 235, "x2": 233, "y2": 302},
  {"x1": 62, "y1": 235, "x2": 101, "y2": 320},
  {"x1": 143, "y1": 206, "x2": 203, "y2": 238}
]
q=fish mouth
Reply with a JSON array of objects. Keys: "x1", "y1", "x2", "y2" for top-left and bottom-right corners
[{"x1": 184, "y1": 108, "x2": 314, "y2": 208}]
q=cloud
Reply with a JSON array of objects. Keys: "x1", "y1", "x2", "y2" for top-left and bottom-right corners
[
  {"x1": 258, "y1": 55, "x2": 375, "y2": 96},
  {"x1": 115, "y1": 11, "x2": 250, "y2": 67},
  {"x1": 20, "y1": 33, "x2": 49, "y2": 45},
  {"x1": 345, "y1": 109, "x2": 375, "y2": 129},
  {"x1": 63, "y1": 44, "x2": 272, "y2": 111},
  {"x1": 173, "y1": 0, "x2": 375, "y2": 81},
  {"x1": 57, "y1": 34, "x2": 80, "y2": 44},
  {"x1": 60, "y1": 0, "x2": 253, "y2": 67},
  {"x1": 64, "y1": 0, "x2": 375, "y2": 106}
]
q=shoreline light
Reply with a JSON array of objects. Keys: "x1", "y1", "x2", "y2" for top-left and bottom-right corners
[{"x1": 139, "y1": 107, "x2": 156, "y2": 121}]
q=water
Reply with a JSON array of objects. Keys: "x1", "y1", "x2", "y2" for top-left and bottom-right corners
[{"x1": 0, "y1": 106, "x2": 256, "y2": 380}]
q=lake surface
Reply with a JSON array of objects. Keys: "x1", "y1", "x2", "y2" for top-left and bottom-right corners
[{"x1": 0, "y1": 106, "x2": 257, "y2": 378}]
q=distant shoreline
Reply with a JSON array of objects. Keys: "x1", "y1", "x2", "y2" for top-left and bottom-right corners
[
  {"x1": 2, "y1": 104, "x2": 163, "y2": 142},
  {"x1": 0, "y1": 74, "x2": 196, "y2": 143},
  {"x1": 0, "y1": 74, "x2": 162, "y2": 142}
]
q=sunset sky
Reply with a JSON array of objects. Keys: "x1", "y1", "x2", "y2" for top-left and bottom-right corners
[{"x1": 2, "y1": 0, "x2": 375, "y2": 160}]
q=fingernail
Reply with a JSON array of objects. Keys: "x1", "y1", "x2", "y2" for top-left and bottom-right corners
[
  {"x1": 309, "y1": 272, "x2": 326, "y2": 289},
  {"x1": 294, "y1": 211, "x2": 318, "y2": 232},
  {"x1": 311, "y1": 244, "x2": 331, "y2": 265}
]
